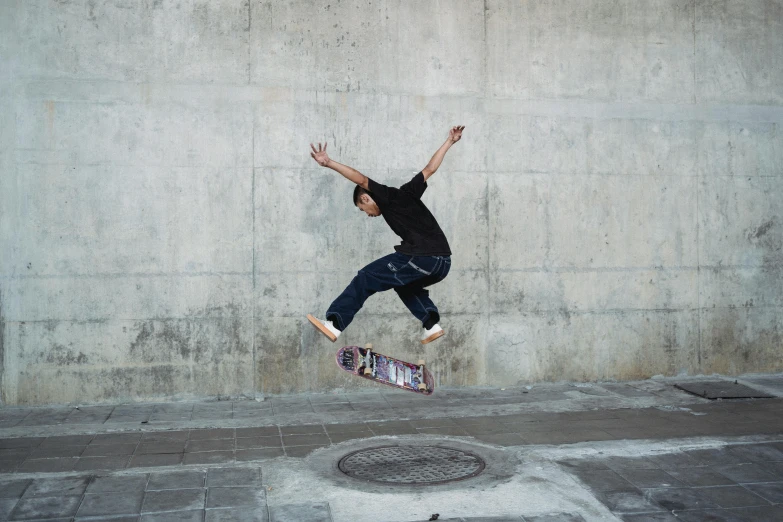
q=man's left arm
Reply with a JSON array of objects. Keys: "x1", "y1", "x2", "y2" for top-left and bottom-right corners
[{"x1": 421, "y1": 125, "x2": 465, "y2": 181}]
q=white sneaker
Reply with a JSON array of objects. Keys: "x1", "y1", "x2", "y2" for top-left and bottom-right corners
[
  {"x1": 307, "y1": 314, "x2": 341, "y2": 342},
  {"x1": 421, "y1": 324, "x2": 444, "y2": 344}
]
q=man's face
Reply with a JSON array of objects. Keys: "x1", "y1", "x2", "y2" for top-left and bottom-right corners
[{"x1": 357, "y1": 195, "x2": 381, "y2": 217}]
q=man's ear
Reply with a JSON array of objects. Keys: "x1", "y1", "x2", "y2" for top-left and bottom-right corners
[{"x1": 360, "y1": 194, "x2": 371, "y2": 205}]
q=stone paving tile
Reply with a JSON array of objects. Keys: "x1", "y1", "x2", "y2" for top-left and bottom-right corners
[
  {"x1": 0, "y1": 460, "x2": 20, "y2": 473},
  {"x1": 684, "y1": 448, "x2": 750, "y2": 466},
  {"x1": 322, "y1": 423, "x2": 371, "y2": 434},
  {"x1": 665, "y1": 467, "x2": 738, "y2": 487},
  {"x1": 76, "y1": 490, "x2": 145, "y2": 516},
  {"x1": 602, "y1": 456, "x2": 660, "y2": 471},
  {"x1": 10, "y1": 495, "x2": 82, "y2": 520},
  {"x1": 325, "y1": 432, "x2": 373, "y2": 444},
  {"x1": 128, "y1": 453, "x2": 183, "y2": 468},
  {"x1": 0, "y1": 479, "x2": 31, "y2": 498},
  {"x1": 22, "y1": 476, "x2": 90, "y2": 498},
  {"x1": 90, "y1": 433, "x2": 143, "y2": 445},
  {"x1": 524, "y1": 514, "x2": 586, "y2": 522},
  {"x1": 0, "y1": 448, "x2": 32, "y2": 460},
  {"x1": 40, "y1": 435, "x2": 95, "y2": 447},
  {"x1": 268, "y1": 502, "x2": 331, "y2": 522},
  {"x1": 311, "y1": 404, "x2": 354, "y2": 413},
  {"x1": 615, "y1": 469, "x2": 685, "y2": 488},
  {"x1": 141, "y1": 509, "x2": 204, "y2": 522},
  {"x1": 147, "y1": 470, "x2": 206, "y2": 490},
  {"x1": 744, "y1": 481, "x2": 783, "y2": 503},
  {"x1": 205, "y1": 506, "x2": 269, "y2": 521},
  {"x1": 0, "y1": 439, "x2": 44, "y2": 449},
  {"x1": 284, "y1": 445, "x2": 327, "y2": 458},
  {"x1": 82, "y1": 443, "x2": 138, "y2": 457},
  {"x1": 137, "y1": 441, "x2": 187, "y2": 454},
  {"x1": 281, "y1": 434, "x2": 329, "y2": 447},
  {"x1": 190, "y1": 429, "x2": 235, "y2": 441},
  {"x1": 140, "y1": 431, "x2": 189, "y2": 443},
  {"x1": 644, "y1": 451, "x2": 704, "y2": 470},
  {"x1": 206, "y1": 467, "x2": 262, "y2": 487},
  {"x1": 674, "y1": 505, "x2": 783, "y2": 521},
  {"x1": 235, "y1": 427, "x2": 279, "y2": 438},
  {"x1": 417, "y1": 426, "x2": 470, "y2": 437},
  {"x1": 142, "y1": 489, "x2": 206, "y2": 513},
  {"x1": 437, "y1": 517, "x2": 524, "y2": 522},
  {"x1": 28, "y1": 444, "x2": 86, "y2": 459},
  {"x1": 186, "y1": 440, "x2": 234, "y2": 453},
  {"x1": 366, "y1": 421, "x2": 418, "y2": 435},
  {"x1": 0, "y1": 498, "x2": 18, "y2": 521},
  {"x1": 620, "y1": 513, "x2": 678, "y2": 522},
  {"x1": 597, "y1": 488, "x2": 668, "y2": 514},
  {"x1": 644, "y1": 487, "x2": 720, "y2": 511},
  {"x1": 278, "y1": 425, "x2": 325, "y2": 436},
  {"x1": 232, "y1": 410, "x2": 275, "y2": 420},
  {"x1": 236, "y1": 448, "x2": 285, "y2": 461},
  {"x1": 713, "y1": 462, "x2": 781, "y2": 483},
  {"x1": 728, "y1": 442, "x2": 783, "y2": 462},
  {"x1": 18, "y1": 457, "x2": 78, "y2": 473},
  {"x1": 74, "y1": 455, "x2": 132, "y2": 471},
  {"x1": 182, "y1": 451, "x2": 235, "y2": 466},
  {"x1": 76, "y1": 515, "x2": 139, "y2": 522},
  {"x1": 573, "y1": 469, "x2": 635, "y2": 492},
  {"x1": 522, "y1": 429, "x2": 616, "y2": 445},
  {"x1": 695, "y1": 485, "x2": 772, "y2": 508},
  {"x1": 17, "y1": 412, "x2": 70, "y2": 427},
  {"x1": 759, "y1": 461, "x2": 783, "y2": 477},
  {"x1": 87, "y1": 474, "x2": 148, "y2": 493},
  {"x1": 206, "y1": 487, "x2": 266, "y2": 508},
  {"x1": 236, "y1": 436, "x2": 282, "y2": 449},
  {"x1": 472, "y1": 433, "x2": 527, "y2": 446}
]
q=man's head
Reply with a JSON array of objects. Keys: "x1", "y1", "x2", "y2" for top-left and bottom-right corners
[{"x1": 353, "y1": 186, "x2": 381, "y2": 217}]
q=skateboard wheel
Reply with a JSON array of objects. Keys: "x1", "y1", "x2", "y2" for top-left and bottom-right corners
[
  {"x1": 417, "y1": 359, "x2": 425, "y2": 365},
  {"x1": 418, "y1": 383, "x2": 428, "y2": 391},
  {"x1": 365, "y1": 343, "x2": 373, "y2": 349}
]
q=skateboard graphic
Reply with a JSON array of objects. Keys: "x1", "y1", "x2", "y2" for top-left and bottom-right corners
[{"x1": 336, "y1": 344, "x2": 435, "y2": 395}]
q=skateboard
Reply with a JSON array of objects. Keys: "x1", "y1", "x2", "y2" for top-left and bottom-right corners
[{"x1": 336, "y1": 344, "x2": 435, "y2": 395}]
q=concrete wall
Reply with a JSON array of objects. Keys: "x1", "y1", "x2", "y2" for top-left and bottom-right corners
[{"x1": 1, "y1": 0, "x2": 781, "y2": 405}]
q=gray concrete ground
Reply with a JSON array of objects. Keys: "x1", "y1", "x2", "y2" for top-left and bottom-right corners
[{"x1": 2, "y1": 373, "x2": 783, "y2": 521}]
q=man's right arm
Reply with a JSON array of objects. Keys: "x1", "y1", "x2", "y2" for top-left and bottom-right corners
[
  {"x1": 310, "y1": 142, "x2": 369, "y2": 190},
  {"x1": 325, "y1": 159, "x2": 370, "y2": 190}
]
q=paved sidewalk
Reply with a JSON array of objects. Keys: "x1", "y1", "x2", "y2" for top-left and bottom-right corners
[{"x1": 1, "y1": 374, "x2": 782, "y2": 521}]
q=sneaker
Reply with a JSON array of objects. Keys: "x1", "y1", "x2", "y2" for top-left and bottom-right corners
[
  {"x1": 307, "y1": 314, "x2": 341, "y2": 342},
  {"x1": 421, "y1": 324, "x2": 444, "y2": 344}
]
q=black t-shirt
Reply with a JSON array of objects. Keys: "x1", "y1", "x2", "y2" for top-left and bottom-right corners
[{"x1": 367, "y1": 172, "x2": 452, "y2": 256}]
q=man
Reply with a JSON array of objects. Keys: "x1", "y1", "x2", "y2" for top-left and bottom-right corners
[{"x1": 307, "y1": 126, "x2": 465, "y2": 344}]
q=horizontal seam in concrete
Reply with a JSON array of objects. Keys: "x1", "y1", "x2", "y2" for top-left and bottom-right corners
[
  {"x1": 0, "y1": 272, "x2": 252, "y2": 280},
  {"x1": 4, "y1": 264, "x2": 780, "y2": 281},
  {"x1": 11, "y1": 307, "x2": 783, "y2": 325},
  {"x1": 11, "y1": 161, "x2": 783, "y2": 179},
  {"x1": 15, "y1": 79, "x2": 783, "y2": 122}
]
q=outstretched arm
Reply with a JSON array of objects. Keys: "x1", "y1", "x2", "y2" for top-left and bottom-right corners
[
  {"x1": 310, "y1": 142, "x2": 369, "y2": 190},
  {"x1": 421, "y1": 125, "x2": 465, "y2": 181}
]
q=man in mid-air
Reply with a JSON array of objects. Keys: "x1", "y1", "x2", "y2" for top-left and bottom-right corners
[{"x1": 307, "y1": 126, "x2": 465, "y2": 345}]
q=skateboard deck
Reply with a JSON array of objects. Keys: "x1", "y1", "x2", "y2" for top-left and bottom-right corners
[{"x1": 336, "y1": 344, "x2": 435, "y2": 395}]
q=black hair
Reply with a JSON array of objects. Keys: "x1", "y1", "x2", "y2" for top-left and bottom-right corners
[{"x1": 353, "y1": 185, "x2": 370, "y2": 206}]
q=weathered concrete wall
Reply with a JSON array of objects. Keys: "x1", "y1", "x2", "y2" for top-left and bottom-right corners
[{"x1": 0, "y1": 0, "x2": 781, "y2": 405}]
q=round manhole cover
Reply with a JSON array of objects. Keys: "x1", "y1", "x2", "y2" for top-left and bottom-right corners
[{"x1": 338, "y1": 445, "x2": 486, "y2": 485}]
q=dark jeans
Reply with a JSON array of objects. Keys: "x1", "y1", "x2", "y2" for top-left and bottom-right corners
[{"x1": 326, "y1": 253, "x2": 451, "y2": 331}]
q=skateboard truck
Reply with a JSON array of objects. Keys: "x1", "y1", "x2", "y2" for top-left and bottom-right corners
[
  {"x1": 364, "y1": 343, "x2": 377, "y2": 377},
  {"x1": 416, "y1": 359, "x2": 429, "y2": 392}
]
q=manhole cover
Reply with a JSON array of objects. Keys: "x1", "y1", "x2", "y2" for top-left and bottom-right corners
[{"x1": 338, "y1": 445, "x2": 485, "y2": 485}]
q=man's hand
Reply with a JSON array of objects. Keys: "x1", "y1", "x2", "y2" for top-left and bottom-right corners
[
  {"x1": 310, "y1": 142, "x2": 330, "y2": 166},
  {"x1": 448, "y1": 125, "x2": 465, "y2": 143}
]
